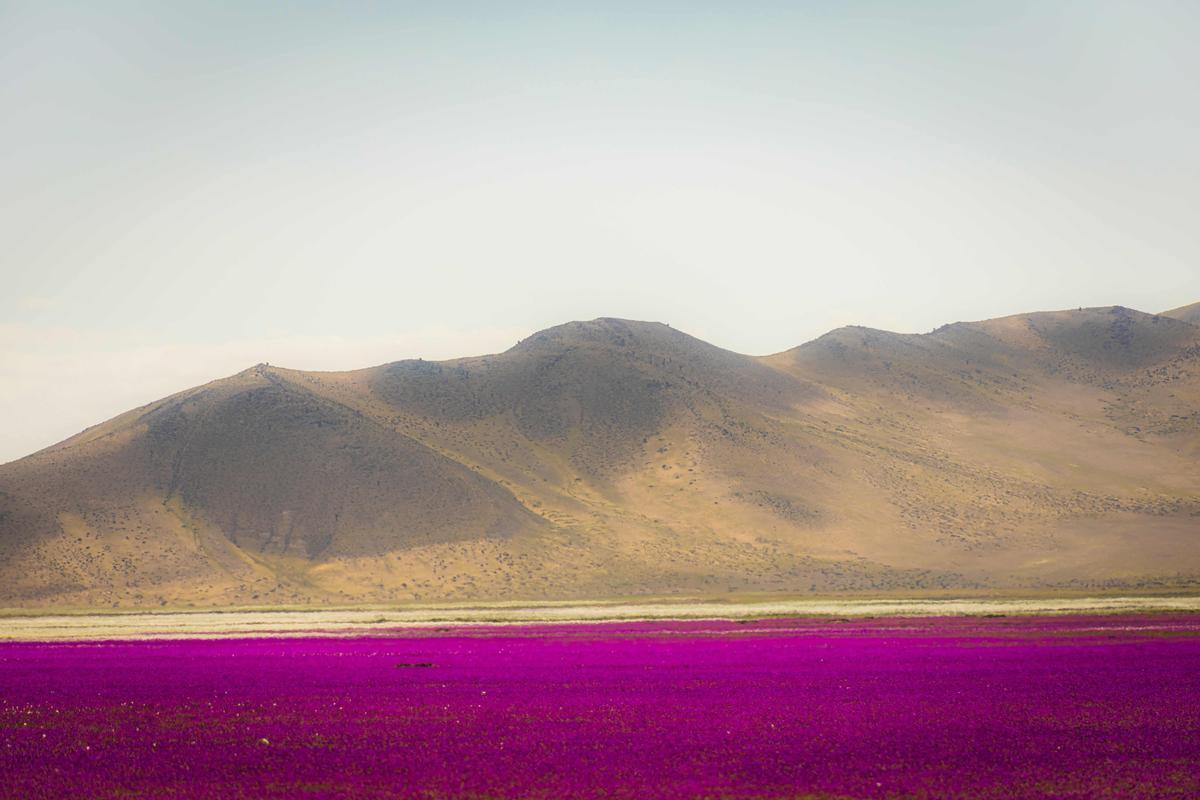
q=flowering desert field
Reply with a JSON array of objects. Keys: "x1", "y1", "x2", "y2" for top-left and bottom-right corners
[{"x1": 3, "y1": 613, "x2": 1199, "y2": 799}]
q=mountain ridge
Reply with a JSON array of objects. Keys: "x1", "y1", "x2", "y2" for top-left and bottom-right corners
[
  {"x1": 2, "y1": 303, "x2": 1198, "y2": 608},
  {"x1": 1163, "y1": 301, "x2": 1200, "y2": 326}
]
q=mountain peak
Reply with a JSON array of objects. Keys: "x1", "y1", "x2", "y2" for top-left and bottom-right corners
[{"x1": 508, "y1": 318, "x2": 687, "y2": 354}]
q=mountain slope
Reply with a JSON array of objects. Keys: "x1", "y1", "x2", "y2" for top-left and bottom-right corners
[
  {"x1": 1163, "y1": 301, "x2": 1200, "y2": 326},
  {"x1": 1, "y1": 307, "x2": 1198, "y2": 608}
]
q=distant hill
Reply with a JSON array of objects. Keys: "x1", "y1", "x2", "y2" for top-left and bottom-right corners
[
  {"x1": 1163, "y1": 301, "x2": 1200, "y2": 326},
  {"x1": 2, "y1": 306, "x2": 1198, "y2": 609}
]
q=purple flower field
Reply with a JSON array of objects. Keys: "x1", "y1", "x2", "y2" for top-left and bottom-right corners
[{"x1": 2, "y1": 615, "x2": 1199, "y2": 799}]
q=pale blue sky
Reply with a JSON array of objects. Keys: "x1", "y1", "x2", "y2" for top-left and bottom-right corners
[{"x1": 2, "y1": 1, "x2": 1198, "y2": 462}]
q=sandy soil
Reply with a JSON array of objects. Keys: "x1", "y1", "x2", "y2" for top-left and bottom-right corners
[{"x1": 4, "y1": 594, "x2": 1200, "y2": 641}]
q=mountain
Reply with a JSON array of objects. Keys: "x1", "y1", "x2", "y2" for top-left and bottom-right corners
[
  {"x1": 2, "y1": 307, "x2": 1199, "y2": 609},
  {"x1": 1163, "y1": 301, "x2": 1200, "y2": 326}
]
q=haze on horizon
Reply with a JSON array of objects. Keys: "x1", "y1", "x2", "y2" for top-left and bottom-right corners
[{"x1": 2, "y1": 1, "x2": 1198, "y2": 464}]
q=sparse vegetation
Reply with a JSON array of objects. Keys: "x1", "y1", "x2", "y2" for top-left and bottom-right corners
[{"x1": 0, "y1": 308, "x2": 1198, "y2": 609}]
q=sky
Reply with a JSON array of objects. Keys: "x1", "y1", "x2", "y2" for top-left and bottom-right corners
[{"x1": 2, "y1": 1, "x2": 1198, "y2": 463}]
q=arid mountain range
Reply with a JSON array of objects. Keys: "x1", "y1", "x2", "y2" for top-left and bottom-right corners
[{"x1": 2, "y1": 304, "x2": 1198, "y2": 609}]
